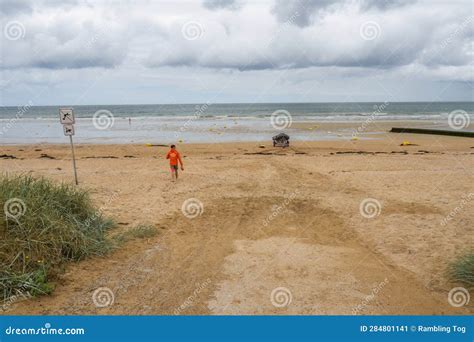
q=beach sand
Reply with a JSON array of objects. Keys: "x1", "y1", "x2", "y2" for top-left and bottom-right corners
[{"x1": 1, "y1": 132, "x2": 473, "y2": 315}]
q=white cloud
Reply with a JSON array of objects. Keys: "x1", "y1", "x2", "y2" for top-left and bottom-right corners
[{"x1": 0, "y1": 0, "x2": 472, "y2": 105}]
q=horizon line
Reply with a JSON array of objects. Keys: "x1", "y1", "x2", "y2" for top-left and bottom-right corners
[{"x1": 3, "y1": 100, "x2": 474, "y2": 108}]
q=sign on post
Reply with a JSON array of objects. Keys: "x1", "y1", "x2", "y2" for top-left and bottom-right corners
[
  {"x1": 59, "y1": 108, "x2": 78, "y2": 185},
  {"x1": 59, "y1": 108, "x2": 75, "y2": 124},
  {"x1": 63, "y1": 124, "x2": 75, "y2": 136}
]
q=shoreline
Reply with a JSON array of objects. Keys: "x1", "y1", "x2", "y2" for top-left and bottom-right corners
[
  {"x1": 2, "y1": 119, "x2": 472, "y2": 146},
  {"x1": 1, "y1": 130, "x2": 473, "y2": 149}
]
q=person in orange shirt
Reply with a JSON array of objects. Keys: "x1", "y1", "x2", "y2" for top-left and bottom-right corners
[{"x1": 166, "y1": 144, "x2": 184, "y2": 181}]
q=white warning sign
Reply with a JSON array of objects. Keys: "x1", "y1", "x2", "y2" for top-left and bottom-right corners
[
  {"x1": 59, "y1": 108, "x2": 75, "y2": 124},
  {"x1": 63, "y1": 124, "x2": 75, "y2": 136}
]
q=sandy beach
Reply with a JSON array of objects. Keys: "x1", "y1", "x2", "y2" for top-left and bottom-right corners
[
  {"x1": 1, "y1": 129, "x2": 473, "y2": 315},
  {"x1": 3, "y1": 2, "x2": 474, "y2": 340}
]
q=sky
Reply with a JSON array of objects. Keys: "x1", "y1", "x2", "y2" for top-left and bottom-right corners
[{"x1": 0, "y1": 0, "x2": 473, "y2": 106}]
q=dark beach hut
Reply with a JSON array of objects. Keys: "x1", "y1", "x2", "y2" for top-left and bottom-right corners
[{"x1": 272, "y1": 133, "x2": 290, "y2": 147}]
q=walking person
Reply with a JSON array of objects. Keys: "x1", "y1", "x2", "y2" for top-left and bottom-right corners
[{"x1": 166, "y1": 144, "x2": 184, "y2": 181}]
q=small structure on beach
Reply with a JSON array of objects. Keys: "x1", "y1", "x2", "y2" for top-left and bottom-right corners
[
  {"x1": 390, "y1": 127, "x2": 474, "y2": 138},
  {"x1": 272, "y1": 133, "x2": 290, "y2": 147}
]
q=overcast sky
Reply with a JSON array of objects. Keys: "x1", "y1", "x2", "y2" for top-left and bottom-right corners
[{"x1": 1, "y1": 0, "x2": 473, "y2": 106}]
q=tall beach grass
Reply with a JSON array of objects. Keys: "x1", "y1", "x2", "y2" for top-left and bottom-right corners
[
  {"x1": 0, "y1": 174, "x2": 114, "y2": 301},
  {"x1": 449, "y1": 252, "x2": 474, "y2": 288}
]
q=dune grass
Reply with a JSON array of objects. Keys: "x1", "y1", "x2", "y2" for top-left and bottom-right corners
[
  {"x1": 0, "y1": 174, "x2": 114, "y2": 301},
  {"x1": 112, "y1": 224, "x2": 158, "y2": 246},
  {"x1": 450, "y1": 252, "x2": 474, "y2": 288}
]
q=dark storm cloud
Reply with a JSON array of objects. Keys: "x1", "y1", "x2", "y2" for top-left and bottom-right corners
[
  {"x1": 148, "y1": 44, "x2": 418, "y2": 71},
  {"x1": 1, "y1": 0, "x2": 472, "y2": 82},
  {"x1": 0, "y1": 0, "x2": 79, "y2": 16},
  {"x1": 271, "y1": 0, "x2": 338, "y2": 28},
  {"x1": 1, "y1": 0, "x2": 472, "y2": 105},
  {"x1": 1, "y1": 3, "x2": 127, "y2": 70},
  {"x1": 0, "y1": 0, "x2": 33, "y2": 15},
  {"x1": 145, "y1": 0, "x2": 436, "y2": 71},
  {"x1": 360, "y1": 0, "x2": 415, "y2": 10},
  {"x1": 271, "y1": 0, "x2": 416, "y2": 28},
  {"x1": 202, "y1": 0, "x2": 239, "y2": 10},
  {"x1": 20, "y1": 55, "x2": 122, "y2": 70}
]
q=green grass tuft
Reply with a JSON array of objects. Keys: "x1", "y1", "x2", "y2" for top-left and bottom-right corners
[
  {"x1": 112, "y1": 224, "x2": 158, "y2": 245},
  {"x1": 0, "y1": 174, "x2": 114, "y2": 301},
  {"x1": 449, "y1": 252, "x2": 474, "y2": 288}
]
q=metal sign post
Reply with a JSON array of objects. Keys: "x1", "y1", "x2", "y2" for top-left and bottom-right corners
[
  {"x1": 69, "y1": 135, "x2": 78, "y2": 185},
  {"x1": 59, "y1": 108, "x2": 78, "y2": 185}
]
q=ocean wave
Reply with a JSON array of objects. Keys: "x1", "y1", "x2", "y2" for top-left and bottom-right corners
[{"x1": 0, "y1": 112, "x2": 468, "y2": 122}]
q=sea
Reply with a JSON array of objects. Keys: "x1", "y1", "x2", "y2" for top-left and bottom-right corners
[{"x1": 1, "y1": 102, "x2": 473, "y2": 144}]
